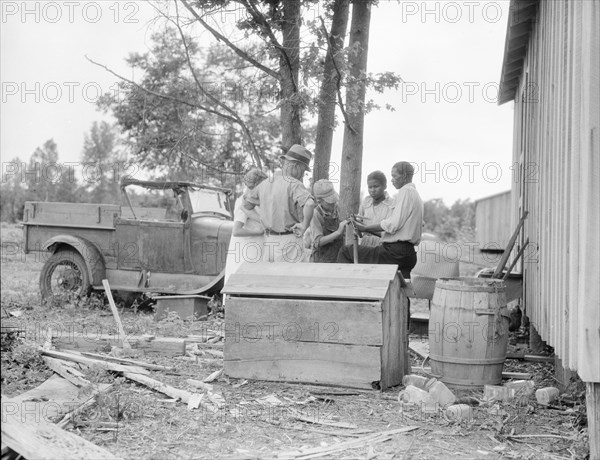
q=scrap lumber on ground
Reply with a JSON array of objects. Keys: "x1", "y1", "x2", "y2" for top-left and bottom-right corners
[
  {"x1": 276, "y1": 426, "x2": 419, "y2": 459},
  {"x1": 52, "y1": 332, "x2": 186, "y2": 356},
  {"x1": 41, "y1": 349, "x2": 150, "y2": 375},
  {"x1": 2, "y1": 394, "x2": 120, "y2": 460}
]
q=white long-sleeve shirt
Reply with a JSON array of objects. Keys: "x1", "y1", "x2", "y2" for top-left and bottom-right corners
[{"x1": 379, "y1": 183, "x2": 423, "y2": 245}]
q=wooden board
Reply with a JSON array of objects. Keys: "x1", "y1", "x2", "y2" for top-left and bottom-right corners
[
  {"x1": 380, "y1": 277, "x2": 407, "y2": 389},
  {"x1": 2, "y1": 393, "x2": 119, "y2": 460},
  {"x1": 225, "y1": 340, "x2": 381, "y2": 390},
  {"x1": 223, "y1": 262, "x2": 398, "y2": 300},
  {"x1": 224, "y1": 297, "x2": 383, "y2": 346},
  {"x1": 52, "y1": 333, "x2": 186, "y2": 356},
  {"x1": 5, "y1": 375, "x2": 95, "y2": 423},
  {"x1": 587, "y1": 382, "x2": 600, "y2": 460}
]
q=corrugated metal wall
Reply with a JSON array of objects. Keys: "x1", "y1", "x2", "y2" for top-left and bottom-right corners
[{"x1": 511, "y1": 0, "x2": 600, "y2": 382}]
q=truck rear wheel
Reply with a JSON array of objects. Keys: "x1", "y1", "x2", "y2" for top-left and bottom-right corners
[{"x1": 40, "y1": 248, "x2": 91, "y2": 300}]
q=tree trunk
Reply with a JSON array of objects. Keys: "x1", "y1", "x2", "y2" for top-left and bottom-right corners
[
  {"x1": 339, "y1": 1, "x2": 371, "y2": 220},
  {"x1": 313, "y1": 0, "x2": 350, "y2": 182},
  {"x1": 280, "y1": 0, "x2": 302, "y2": 153}
]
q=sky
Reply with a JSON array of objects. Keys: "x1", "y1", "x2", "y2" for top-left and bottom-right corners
[{"x1": 1, "y1": 0, "x2": 516, "y2": 204}]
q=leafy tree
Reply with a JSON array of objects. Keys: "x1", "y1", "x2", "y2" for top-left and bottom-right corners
[
  {"x1": 97, "y1": 29, "x2": 291, "y2": 188},
  {"x1": 424, "y1": 198, "x2": 475, "y2": 242},
  {"x1": 24, "y1": 139, "x2": 60, "y2": 202},
  {"x1": 80, "y1": 121, "x2": 122, "y2": 203},
  {"x1": 0, "y1": 157, "x2": 26, "y2": 222}
]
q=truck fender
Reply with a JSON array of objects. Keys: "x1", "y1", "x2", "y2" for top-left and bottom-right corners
[{"x1": 42, "y1": 236, "x2": 106, "y2": 287}]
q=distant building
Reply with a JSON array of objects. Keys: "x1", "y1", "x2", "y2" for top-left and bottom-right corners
[{"x1": 474, "y1": 190, "x2": 511, "y2": 252}]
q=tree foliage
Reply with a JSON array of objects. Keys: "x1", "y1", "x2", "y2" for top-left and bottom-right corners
[
  {"x1": 81, "y1": 121, "x2": 123, "y2": 204},
  {"x1": 424, "y1": 198, "x2": 476, "y2": 242},
  {"x1": 97, "y1": 27, "x2": 294, "y2": 188}
]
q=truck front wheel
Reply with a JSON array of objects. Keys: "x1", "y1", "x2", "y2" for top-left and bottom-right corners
[{"x1": 40, "y1": 249, "x2": 91, "y2": 300}]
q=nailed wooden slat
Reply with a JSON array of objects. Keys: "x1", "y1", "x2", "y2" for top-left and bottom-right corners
[
  {"x1": 224, "y1": 340, "x2": 381, "y2": 390},
  {"x1": 224, "y1": 263, "x2": 397, "y2": 300},
  {"x1": 224, "y1": 297, "x2": 383, "y2": 346}
]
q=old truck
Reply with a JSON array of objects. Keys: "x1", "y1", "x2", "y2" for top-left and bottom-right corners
[{"x1": 22, "y1": 178, "x2": 234, "y2": 300}]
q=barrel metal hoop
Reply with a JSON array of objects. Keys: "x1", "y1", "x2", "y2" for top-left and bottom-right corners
[
  {"x1": 432, "y1": 375, "x2": 499, "y2": 386},
  {"x1": 430, "y1": 354, "x2": 506, "y2": 365}
]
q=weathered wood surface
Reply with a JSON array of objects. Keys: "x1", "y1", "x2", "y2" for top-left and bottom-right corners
[
  {"x1": 41, "y1": 349, "x2": 150, "y2": 375},
  {"x1": 122, "y1": 372, "x2": 193, "y2": 404},
  {"x1": 2, "y1": 390, "x2": 119, "y2": 460},
  {"x1": 475, "y1": 191, "x2": 512, "y2": 250},
  {"x1": 380, "y1": 277, "x2": 407, "y2": 389},
  {"x1": 102, "y1": 279, "x2": 132, "y2": 349},
  {"x1": 52, "y1": 332, "x2": 186, "y2": 356},
  {"x1": 224, "y1": 297, "x2": 383, "y2": 346},
  {"x1": 587, "y1": 382, "x2": 600, "y2": 460},
  {"x1": 224, "y1": 262, "x2": 398, "y2": 300},
  {"x1": 225, "y1": 340, "x2": 381, "y2": 390},
  {"x1": 43, "y1": 357, "x2": 90, "y2": 387}
]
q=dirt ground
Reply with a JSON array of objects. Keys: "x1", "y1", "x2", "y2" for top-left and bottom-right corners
[{"x1": 0, "y1": 223, "x2": 592, "y2": 459}]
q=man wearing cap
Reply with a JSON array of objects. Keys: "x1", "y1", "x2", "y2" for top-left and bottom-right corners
[
  {"x1": 310, "y1": 179, "x2": 348, "y2": 263},
  {"x1": 243, "y1": 144, "x2": 315, "y2": 263}
]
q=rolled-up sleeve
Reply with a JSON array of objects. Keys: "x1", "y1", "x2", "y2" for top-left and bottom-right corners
[
  {"x1": 290, "y1": 181, "x2": 311, "y2": 207},
  {"x1": 310, "y1": 212, "x2": 324, "y2": 249}
]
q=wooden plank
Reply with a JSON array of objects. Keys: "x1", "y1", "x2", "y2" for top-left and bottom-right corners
[
  {"x1": 224, "y1": 341, "x2": 381, "y2": 390},
  {"x1": 493, "y1": 211, "x2": 528, "y2": 278},
  {"x1": 225, "y1": 297, "x2": 383, "y2": 346},
  {"x1": 232, "y1": 261, "x2": 398, "y2": 280},
  {"x1": 52, "y1": 333, "x2": 186, "y2": 356},
  {"x1": 224, "y1": 263, "x2": 397, "y2": 300},
  {"x1": 43, "y1": 357, "x2": 91, "y2": 388},
  {"x1": 587, "y1": 382, "x2": 600, "y2": 460},
  {"x1": 102, "y1": 279, "x2": 131, "y2": 349},
  {"x1": 41, "y1": 349, "x2": 150, "y2": 375},
  {"x1": 2, "y1": 393, "x2": 119, "y2": 460},
  {"x1": 380, "y1": 277, "x2": 407, "y2": 390},
  {"x1": 79, "y1": 352, "x2": 175, "y2": 372},
  {"x1": 224, "y1": 273, "x2": 392, "y2": 300},
  {"x1": 123, "y1": 373, "x2": 193, "y2": 404}
]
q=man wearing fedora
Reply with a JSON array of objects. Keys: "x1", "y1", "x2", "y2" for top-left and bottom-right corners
[{"x1": 243, "y1": 144, "x2": 315, "y2": 263}]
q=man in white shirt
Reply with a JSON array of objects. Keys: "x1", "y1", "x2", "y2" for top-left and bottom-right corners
[{"x1": 337, "y1": 161, "x2": 423, "y2": 279}]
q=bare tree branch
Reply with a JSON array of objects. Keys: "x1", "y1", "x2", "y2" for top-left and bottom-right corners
[
  {"x1": 237, "y1": 0, "x2": 298, "y2": 93},
  {"x1": 154, "y1": 1, "x2": 262, "y2": 168},
  {"x1": 85, "y1": 55, "x2": 238, "y2": 124},
  {"x1": 178, "y1": 0, "x2": 280, "y2": 81}
]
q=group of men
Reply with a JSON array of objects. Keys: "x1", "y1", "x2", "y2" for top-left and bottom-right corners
[{"x1": 231, "y1": 144, "x2": 424, "y2": 281}]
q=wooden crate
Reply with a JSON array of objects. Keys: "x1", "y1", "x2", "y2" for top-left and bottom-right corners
[
  {"x1": 222, "y1": 263, "x2": 408, "y2": 390},
  {"x1": 154, "y1": 295, "x2": 210, "y2": 321}
]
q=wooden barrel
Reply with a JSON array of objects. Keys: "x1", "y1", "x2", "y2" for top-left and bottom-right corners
[{"x1": 429, "y1": 277, "x2": 509, "y2": 388}]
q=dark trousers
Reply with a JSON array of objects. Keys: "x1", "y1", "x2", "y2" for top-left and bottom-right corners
[{"x1": 337, "y1": 241, "x2": 417, "y2": 329}]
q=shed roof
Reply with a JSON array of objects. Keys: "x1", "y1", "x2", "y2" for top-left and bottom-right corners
[
  {"x1": 474, "y1": 190, "x2": 511, "y2": 204},
  {"x1": 498, "y1": 0, "x2": 540, "y2": 105}
]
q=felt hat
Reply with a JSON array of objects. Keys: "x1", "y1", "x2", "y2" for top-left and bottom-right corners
[
  {"x1": 279, "y1": 144, "x2": 312, "y2": 171},
  {"x1": 313, "y1": 179, "x2": 339, "y2": 204}
]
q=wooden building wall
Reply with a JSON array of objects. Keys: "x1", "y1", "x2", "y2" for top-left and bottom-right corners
[
  {"x1": 475, "y1": 191, "x2": 512, "y2": 251},
  {"x1": 509, "y1": 0, "x2": 599, "y2": 383}
]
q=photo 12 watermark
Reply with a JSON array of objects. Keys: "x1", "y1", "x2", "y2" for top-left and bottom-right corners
[{"x1": 1, "y1": 1, "x2": 140, "y2": 24}]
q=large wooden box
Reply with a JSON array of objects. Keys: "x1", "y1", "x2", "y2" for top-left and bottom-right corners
[{"x1": 222, "y1": 263, "x2": 408, "y2": 390}]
